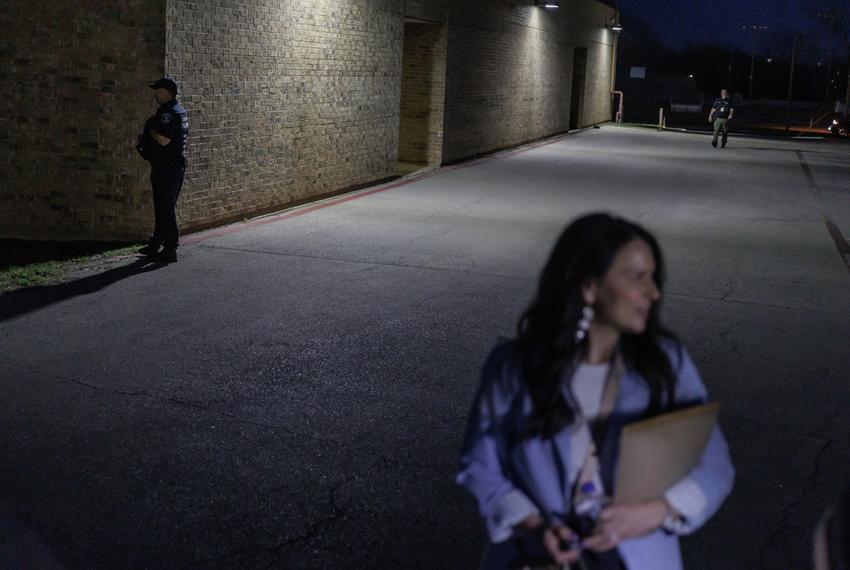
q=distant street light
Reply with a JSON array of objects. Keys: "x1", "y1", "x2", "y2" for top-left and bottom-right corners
[{"x1": 743, "y1": 24, "x2": 768, "y2": 99}]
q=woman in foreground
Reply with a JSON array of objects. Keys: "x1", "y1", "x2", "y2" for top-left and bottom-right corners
[{"x1": 457, "y1": 213, "x2": 734, "y2": 569}]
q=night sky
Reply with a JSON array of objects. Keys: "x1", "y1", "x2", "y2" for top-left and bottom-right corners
[{"x1": 619, "y1": 0, "x2": 828, "y2": 55}]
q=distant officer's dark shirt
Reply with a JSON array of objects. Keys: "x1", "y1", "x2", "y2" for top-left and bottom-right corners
[
  {"x1": 712, "y1": 97, "x2": 733, "y2": 119},
  {"x1": 150, "y1": 99, "x2": 188, "y2": 165}
]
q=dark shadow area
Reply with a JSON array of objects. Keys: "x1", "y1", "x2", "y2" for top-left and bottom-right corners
[
  {"x1": 0, "y1": 259, "x2": 164, "y2": 322},
  {"x1": 0, "y1": 504, "x2": 63, "y2": 570},
  {"x1": 0, "y1": 240, "x2": 138, "y2": 270}
]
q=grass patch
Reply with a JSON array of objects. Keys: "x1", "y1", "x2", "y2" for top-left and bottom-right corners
[
  {"x1": 71, "y1": 244, "x2": 143, "y2": 261},
  {"x1": 0, "y1": 243, "x2": 143, "y2": 292},
  {"x1": 0, "y1": 239, "x2": 140, "y2": 270},
  {"x1": 0, "y1": 261, "x2": 65, "y2": 290}
]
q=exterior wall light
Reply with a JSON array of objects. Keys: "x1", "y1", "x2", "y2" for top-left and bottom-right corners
[
  {"x1": 534, "y1": 1, "x2": 560, "y2": 8},
  {"x1": 608, "y1": 16, "x2": 623, "y2": 32}
]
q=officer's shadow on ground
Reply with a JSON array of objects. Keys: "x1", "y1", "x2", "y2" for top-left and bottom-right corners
[{"x1": 0, "y1": 258, "x2": 165, "y2": 322}]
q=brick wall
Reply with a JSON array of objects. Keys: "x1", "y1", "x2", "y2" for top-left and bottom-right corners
[
  {"x1": 165, "y1": 0, "x2": 404, "y2": 232},
  {"x1": 399, "y1": 23, "x2": 447, "y2": 166},
  {"x1": 0, "y1": 1, "x2": 166, "y2": 241},
  {"x1": 1, "y1": 0, "x2": 616, "y2": 241},
  {"x1": 564, "y1": 0, "x2": 618, "y2": 127},
  {"x1": 441, "y1": 0, "x2": 617, "y2": 163},
  {"x1": 404, "y1": 0, "x2": 449, "y2": 23}
]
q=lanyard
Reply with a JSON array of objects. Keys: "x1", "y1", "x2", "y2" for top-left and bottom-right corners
[{"x1": 570, "y1": 352, "x2": 624, "y2": 500}]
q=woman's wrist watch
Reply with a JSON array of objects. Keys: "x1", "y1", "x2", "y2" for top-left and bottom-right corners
[{"x1": 661, "y1": 510, "x2": 687, "y2": 534}]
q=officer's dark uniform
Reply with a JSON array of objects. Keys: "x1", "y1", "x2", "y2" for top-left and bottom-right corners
[
  {"x1": 711, "y1": 96, "x2": 733, "y2": 147},
  {"x1": 143, "y1": 79, "x2": 188, "y2": 258}
]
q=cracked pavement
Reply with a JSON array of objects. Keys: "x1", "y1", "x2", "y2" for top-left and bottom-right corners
[{"x1": 2, "y1": 127, "x2": 850, "y2": 568}]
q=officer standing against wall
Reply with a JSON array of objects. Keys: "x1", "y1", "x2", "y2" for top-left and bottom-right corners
[
  {"x1": 137, "y1": 77, "x2": 189, "y2": 263},
  {"x1": 708, "y1": 88, "x2": 734, "y2": 148}
]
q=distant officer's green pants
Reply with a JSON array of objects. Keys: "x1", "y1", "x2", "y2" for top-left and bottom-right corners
[{"x1": 712, "y1": 118, "x2": 728, "y2": 146}]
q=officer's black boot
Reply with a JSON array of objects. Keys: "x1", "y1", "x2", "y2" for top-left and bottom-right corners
[
  {"x1": 155, "y1": 248, "x2": 177, "y2": 264},
  {"x1": 138, "y1": 243, "x2": 160, "y2": 258}
]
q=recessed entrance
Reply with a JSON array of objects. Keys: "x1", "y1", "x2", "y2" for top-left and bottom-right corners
[
  {"x1": 397, "y1": 20, "x2": 447, "y2": 176},
  {"x1": 570, "y1": 47, "x2": 588, "y2": 130}
]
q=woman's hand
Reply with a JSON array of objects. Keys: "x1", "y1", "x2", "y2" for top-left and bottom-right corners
[
  {"x1": 515, "y1": 515, "x2": 581, "y2": 564},
  {"x1": 542, "y1": 525, "x2": 581, "y2": 564},
  {"x1": 583, "y1": 499, "x2": 670, "y2": 552}
]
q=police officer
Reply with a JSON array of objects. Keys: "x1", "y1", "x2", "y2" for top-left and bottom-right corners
[
  {"x1": 137, "y1": 77, "x2": 189, "y2": 263},
  {"x1": 708, "y1": 88, "x2": 734, "y2": 148}
]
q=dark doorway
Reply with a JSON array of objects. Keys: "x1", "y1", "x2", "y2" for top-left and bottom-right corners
[
  {"x1": 570, "y1": 47, "x2": 588, "y2": 130},
  {"x1": 397, "y1": 20, "x2": 447, "y2": 176}
]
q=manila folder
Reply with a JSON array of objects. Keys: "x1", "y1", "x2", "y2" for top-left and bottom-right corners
[{"x1": 613, "y1": 402, "x2": 719, "y2": 504}]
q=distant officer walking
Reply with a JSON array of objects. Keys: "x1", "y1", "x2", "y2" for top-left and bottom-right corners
[
  {"x1": 137, "y1": 77, "x2": 189, "y2": 263},
  {"x1": 709, "y1": 89, "x2": 734, "y2": 148}
]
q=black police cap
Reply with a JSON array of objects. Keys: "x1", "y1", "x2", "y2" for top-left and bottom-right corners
[{"x1": 149, "y1": 77, "x2": 178, "y2": 95}]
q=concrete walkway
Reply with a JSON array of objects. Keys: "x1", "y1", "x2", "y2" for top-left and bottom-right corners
[{"x1": 1, "y1": 126, "x2": 849, "y2": 569}]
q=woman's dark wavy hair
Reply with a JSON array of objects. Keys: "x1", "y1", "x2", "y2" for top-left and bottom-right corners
[{"x1": 516, "y1": 213, "x2": 677, "y2": 439}]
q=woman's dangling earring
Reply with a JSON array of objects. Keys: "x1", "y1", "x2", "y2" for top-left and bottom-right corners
[{"x1": 575, "y1": 305, "x2": 594, "y2": 343}]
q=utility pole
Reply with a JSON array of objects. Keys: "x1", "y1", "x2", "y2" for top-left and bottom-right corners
[
  {"x1": 743, "y1": 24, "x2": 768, "y2": 100},
  {"x1": 845, "y1": 57, "x2": 850, "y2": 118},
  {"x1": 842, "y1": 27, "x2": 850, "y2": 118},
  {"x1": 826, "y1": 13, "x2": 836, "y2": 104},
  {"x1": 817, "y1": 10, "x2": 849, "y2": 117},
  {"x1": 727, "y1": 55, "x2": 734, "y2": 91},
  {"x1": 786, "y1": 33, "x2": 800, "y2": 131},
  {"x1": 817, "y1": 11, "x2": 845, "y2": 107}
]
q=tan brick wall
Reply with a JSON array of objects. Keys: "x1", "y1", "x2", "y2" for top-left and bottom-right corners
[
  {"x1": 404, "y1": 0, "x2": 449, "y2": 23},
  {"x1": 442, "y1": 0, "x2": 617, "y2": 163},
  {"x1": 565, "y1": 0, "x2": 619, "y2": 127},
  {"x1": 0, "y1": 1, "x2": 166, "y2": 241},
  {"x1": 165, "y1": 0, "x2": 404, "y2": 232},
  {"x1": 1, "y1": 0, "x2": 616, "y2": 241},
  {"x1": 399, "y1": 23, "x2": 447, "y2": 166}
]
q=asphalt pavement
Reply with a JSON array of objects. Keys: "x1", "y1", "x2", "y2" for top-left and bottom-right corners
[{"x1": 1, "y1": 126, "x2": 849, "y2": 569}]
